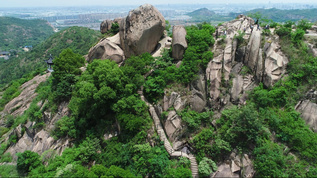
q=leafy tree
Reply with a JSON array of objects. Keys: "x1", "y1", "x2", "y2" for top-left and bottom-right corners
[
  {"x1": 52, "y1": 48, "x2": 85, "y2": 102},
  {"x1": 53, "y1": 116, "x2": 77, "y2": 139},
  {"x1": 91, "y1": 164, "x2": 107, "y2": 178},
  {"x1": 52, "y1": 48, "x2": 85, "y2": 80},
  {"x1": 165, "y1": 166, "x2": 192, "y2": 178},
  {"x1": 102, "y1": 165, "x2": 135, "y2": 178},
  {"x1": 17, "y1": 151, "x2": 42, "y2": 175}
]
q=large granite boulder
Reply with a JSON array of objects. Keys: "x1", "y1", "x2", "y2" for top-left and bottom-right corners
[
  {"x1": 172, "y1": 25, "x2": 187, "y2": 60},
  {"x1": 119, "y1": 4, "x2": 165, "y2": 58},
  {"x1": 87, "y1": 36, "x2": 125, "y2": 64}
]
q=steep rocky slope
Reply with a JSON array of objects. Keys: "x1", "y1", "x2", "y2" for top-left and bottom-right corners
[{"x1": 2, "y1": 4, "x2": 317, "y2": 178}]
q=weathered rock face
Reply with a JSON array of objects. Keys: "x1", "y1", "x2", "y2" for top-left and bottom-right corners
[
  {"x1": 190, "y1": 70, "x2": 207, "y2": 113},
  {"x1": 119, "y1": 4, "x2": 165, "y2": 58},
  {"x1": 100, "y1": 18, "x2": 123, "y2": 34},
  {"x1": 3, "y1": 73, "x2": 50, "y2": 116},
  {"x1": 244, "y1": 30, "x2": 263, "y2": 81},
  {"x1": 296, "y1": 100, "x2": 317, "y2": 132},
  {"x1": 212, "y1": 151, "x2": 255, "y2": 178},
  {"x1": 208, "y1": 15, "x2": 288, "y2": 109},
  {"x1": 87, "y1": 36, "x2": 125, "y2": 64},
  {"x1": 172, "y1": 25, "x2": 187, "y2": 60},
  {"x1": 4, "y1": 102, "x2": 70, "y2": 161},
  {"x1": 295, "y1": 90, "x2": 317, "y2": 132},
  {"x1": 164, "y1": 110, "x2": 183, "y2": 143},
  {"x1": 100, "y1": 20, "x2": 113, "y2": 34},
  {"x1": 262, "y1": 41, "x2": 288, "y2": 87}
]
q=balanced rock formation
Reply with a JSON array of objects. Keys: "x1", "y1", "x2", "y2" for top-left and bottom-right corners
[
  {"x1": 119, "y1": 4, "x2": 165, "y2": 58},
  {"x1": 172, "y1": 25, "x2": 187, "y2": 60},
  {"x1": 87, "y1": 34, "x2": 125, "y2": 64}
]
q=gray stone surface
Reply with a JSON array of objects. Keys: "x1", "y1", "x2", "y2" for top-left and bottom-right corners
[
  {"x1": 119, "y1": 4, "x2": 165, "y2": 58},
  {"x1": 172, "y1": 25, "x2": 187, "y2": 60}
]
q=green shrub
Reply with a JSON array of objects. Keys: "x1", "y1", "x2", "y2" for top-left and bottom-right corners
[
  {"x1": 297, "y1": 19, "x2": 312, "y2": 31},
  {"x1": 17, "y1": 151, "x2": 42, "y2": 175},
  {"x1": 198, "y1": 157, "x2": 217, "y2": 177}
]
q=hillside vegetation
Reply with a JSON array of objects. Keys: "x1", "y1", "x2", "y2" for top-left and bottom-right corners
[
  {"x1": 0, "y1": 26, "x2": 101, "y2": 87},
  {"x1": 0, "y1": 17, "x2": 54, "y2": 51}
]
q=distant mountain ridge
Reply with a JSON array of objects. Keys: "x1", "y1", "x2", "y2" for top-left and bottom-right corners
[
  {"x1": 0, "y1": 17, "x2": 54, "y2": 51},
  {"x1": 187, "y1": 8, "x2": 216, "y2": 17},
  {"x1": 235, "y1": 8, "x2": 317, "y2": 22}
]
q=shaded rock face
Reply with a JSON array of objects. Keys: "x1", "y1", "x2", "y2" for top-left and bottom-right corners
[
  {"x1": 172, "y1": 25, "x2": 187, "y2": 60},
  {"x1": 100, "y1": 18, "x2": 122, "y2": 34},
  {"x1": 3, "y1": 73, "x2": 51, "y2": 116},
  {"x1": 4, "y1": 102, "x2": 70, "y2": 161},
  {"x1": 152, "y1": 33, "x2": 172, "y2": 57},
  {"x1": 87, "y1": 34, "x2": 125, "y2": 64},
  {"x1": 119, "y1": 4, "x2": 165, "y2": 58}
]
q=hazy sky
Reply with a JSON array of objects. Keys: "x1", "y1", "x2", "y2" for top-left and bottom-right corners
[{"x1": 1, "y1": 0, "x2": 316, "y2": 7}]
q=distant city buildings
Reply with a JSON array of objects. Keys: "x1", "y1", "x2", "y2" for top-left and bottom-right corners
[{"x1": 0, "y1": 3, "x2": 316, "y2": 30}]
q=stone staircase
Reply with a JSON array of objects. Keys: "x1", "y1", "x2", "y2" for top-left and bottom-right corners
[{"x1": 142, "y1": 92, "x2": 199, "y2": 178}]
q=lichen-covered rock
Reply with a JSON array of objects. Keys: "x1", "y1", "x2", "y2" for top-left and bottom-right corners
[
  {"x1": 172, "y1": 25, "x2": 187, "y2": 60},
  {"x1": 119, "y1": 4, "x2": 165, "y2": 58},
  {"x1": 88, "y1": 37, "x2": 125, "y2": 64}
]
